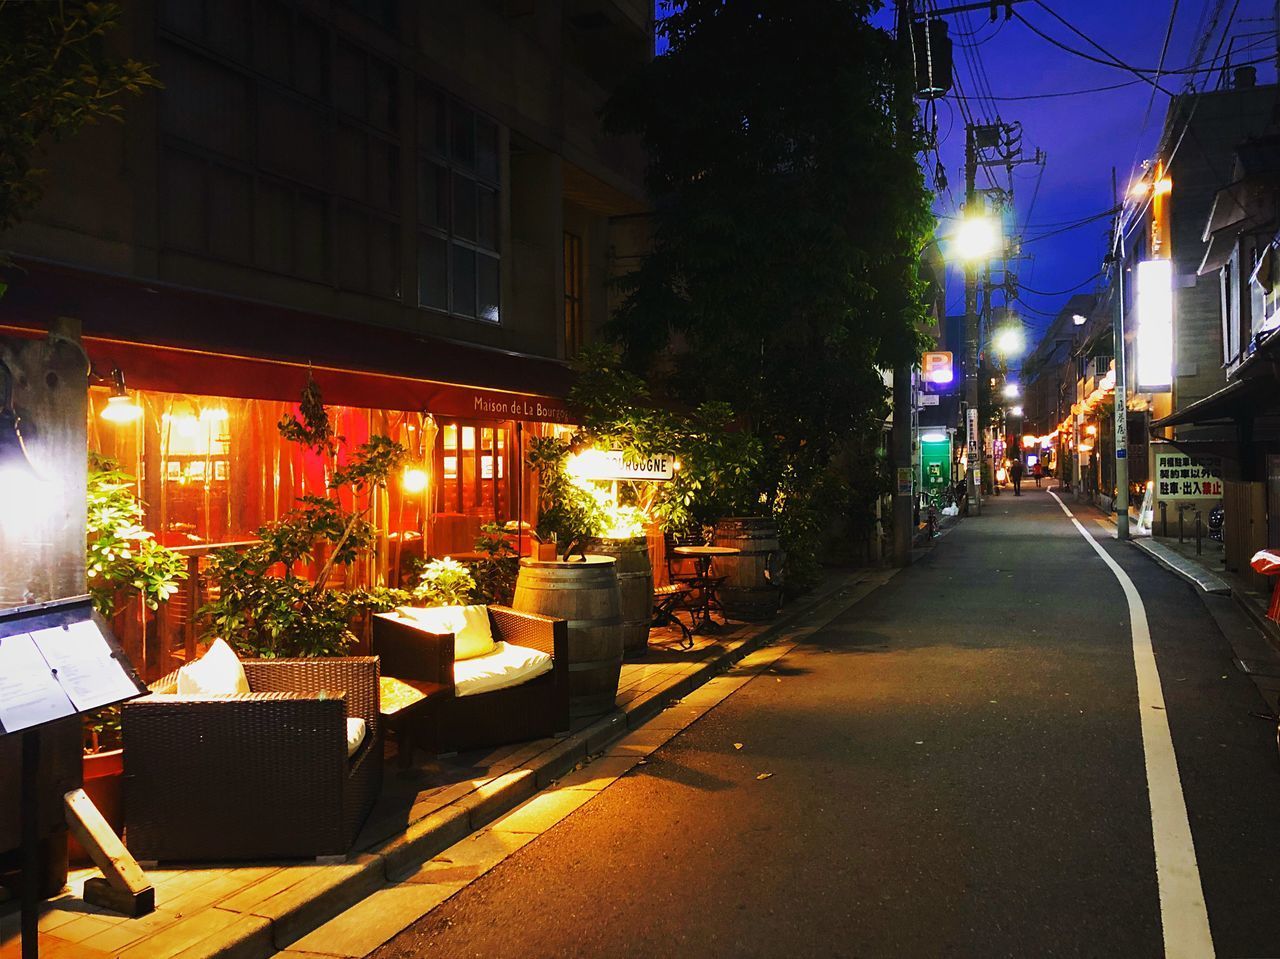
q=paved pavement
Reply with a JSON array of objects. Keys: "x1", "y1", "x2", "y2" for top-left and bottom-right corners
[{"x1": 371, "y1": 488, "x2": 1280, "y2": 959}]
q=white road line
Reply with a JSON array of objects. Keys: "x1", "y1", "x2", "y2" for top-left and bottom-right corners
[{"x1": 1049, "y1": 490, "x2": 1214, "y2": 959}]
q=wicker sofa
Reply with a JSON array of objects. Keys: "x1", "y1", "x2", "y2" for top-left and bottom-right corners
[
  {"x1": 121, "y1": 656, "x2": 381, "y2": 862},
  {"x1": 372, "y1": 605, "x2": 568, "y2": 754}
]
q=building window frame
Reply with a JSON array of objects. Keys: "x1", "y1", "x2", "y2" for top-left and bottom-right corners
[{"x1": 416, "y1": 84, "x2": 501, "y2": 324}]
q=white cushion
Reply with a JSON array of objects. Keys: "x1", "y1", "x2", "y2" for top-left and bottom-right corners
[
  {"x1": 396, "y1": 605, "x2": 495, "y2": 660},
  {"x1": 345, "y1": 717, "x2": 367, "y2": 758},
  {"x1": 453, "y1": 642, "x2": 553, "y2": 698},
  {"x1": 176, "y1": 638, "x2": 250, "y2": 696}
]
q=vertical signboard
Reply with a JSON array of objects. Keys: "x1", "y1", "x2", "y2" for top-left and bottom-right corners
[{"x1": 1136, "y1": 259, "x2": 1174, "y2": 390}]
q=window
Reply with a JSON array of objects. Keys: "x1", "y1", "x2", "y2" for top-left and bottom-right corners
[
  {"x1": 157, "y1": 11, "x2": 402, "y2": 298},
  {"x1": 435, "y1": 419, "x2": 512, "y2": 554},
  {"x1": 564, "y1": 232, "x2": 584, "y2": 355},
  {"x1": 416, "y1": 85, "x2": 501, "y2": 323}
]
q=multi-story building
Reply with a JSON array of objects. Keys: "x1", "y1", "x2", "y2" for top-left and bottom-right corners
[
  {"x1": 0, "y1": 0, "x2": 651, "y2": 679},
  {"x1": 1031, "y1": 74, "x2": 1276, "y2": 527}
]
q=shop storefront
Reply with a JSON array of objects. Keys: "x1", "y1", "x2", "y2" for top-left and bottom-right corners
[{"x1": 1, "y1": 261, "x2": 574, "y2": 682}]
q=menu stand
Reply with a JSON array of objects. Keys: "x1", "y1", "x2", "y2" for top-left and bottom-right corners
[{"x1": 0, "y1": 596, "x2": 154, "y2": 959}]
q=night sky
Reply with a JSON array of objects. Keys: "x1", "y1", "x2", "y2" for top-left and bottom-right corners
[
  {"x1": 658, "y1": 2, "x2": 1280, "y2": 358},
  {"x1": 901, "y1": 1, "x2": 1279, "y2": 349}
]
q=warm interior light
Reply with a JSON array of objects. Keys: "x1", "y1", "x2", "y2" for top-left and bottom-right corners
[
  {"x1": 100, "y1": 368, "x2": 143, "y2": 424},
  {"x1": 1022, "y1": 435, "x2": 1037, "y2": 448},
  {"x1": 953, "y1": 215, "x2": 1000, "y2": 261},
  {"x1": 1072, "y1": 313, "x2": 1087, "y2": 326},
  {"x1": 402, "y1": 466, "x2": 429, "y2": 493},
  {"x1": 1003, "y1": 383, "x2": 1019, "y2": 399},
  {"x1": 1153, "y1": 177, "x2": 1172, "y2": 196},
  {"x1": 199, "y1": 407, "x2": 229, "y2": 422},
  {"x1": 1085, "y1": 424, "x2": 1098, "y2": 436}
]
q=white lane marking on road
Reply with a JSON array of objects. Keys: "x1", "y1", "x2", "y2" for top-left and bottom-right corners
[{"x1": 1049, "y1": 490, "x2": 1214, "y2": 958}]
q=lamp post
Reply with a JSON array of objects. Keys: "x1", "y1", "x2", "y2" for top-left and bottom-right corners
[{"x1": 954, "y1": 200, "x2": 1001, "y2": 517}]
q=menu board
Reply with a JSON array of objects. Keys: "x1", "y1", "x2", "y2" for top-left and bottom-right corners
[
  {"x1": 0, "y1": 599, "x2": 146, "y2": 736},
  {"x1": 30, "y1": 619, "x2": 142, "y2": 712},
  {"x1": 0, "y1": 633, "x2": 76, "y2": 732}
]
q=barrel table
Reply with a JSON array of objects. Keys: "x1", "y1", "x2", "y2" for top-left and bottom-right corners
[
  {"x1": 588, "y1": 536, "x2": 654, "y2": 656},
  {"x1": 712, "y1": 517, "x2": 782, "y2": 621},
  {"x1": 513, "y1": 555, "x2": 623, "y2": 719}
]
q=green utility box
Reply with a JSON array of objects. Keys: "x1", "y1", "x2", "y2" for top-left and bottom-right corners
[{"x1": 920, "y1": 434, "x2": 952, "y2": 504}]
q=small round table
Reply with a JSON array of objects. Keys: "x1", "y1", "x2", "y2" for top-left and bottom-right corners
[{"x1": 673, "y1": 545, "x2": 740, "y2": 632}]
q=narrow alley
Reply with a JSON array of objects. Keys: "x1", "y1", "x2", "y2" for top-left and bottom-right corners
[{"x1": 371, "y1": 489, "x2": 1280, "y2": 959}]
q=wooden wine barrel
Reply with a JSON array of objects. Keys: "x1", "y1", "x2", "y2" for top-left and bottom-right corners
[
  {"x1": 589, "y1": 537, "x2": 654, "y2": 656},
  {"x1": 712, "y1": 517, "x2": 782, "y2": 621},
  {"x1": 513, "y1": 556, "x2": 623, "y2": 718}
]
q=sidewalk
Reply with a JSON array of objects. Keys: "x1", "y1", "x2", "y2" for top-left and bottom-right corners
[
  {"x1": 1085, "y1": 503, "x2": 1280, "y2": 716},
  {"x1": 0, "y1": 566, "x2": 890, "y2": 959}
]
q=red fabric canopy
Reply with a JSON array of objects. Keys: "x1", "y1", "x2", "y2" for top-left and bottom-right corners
[{"x1": 0, "y1": 259, "x2": 573, "y2": 422}]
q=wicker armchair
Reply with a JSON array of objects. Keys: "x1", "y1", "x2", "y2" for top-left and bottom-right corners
[
  {"x1": 372, "y1": 606, "x2": 568, "y2": 754},
  {"x1": 121, "y1": 656, "x2": 382, "y2": 863}
]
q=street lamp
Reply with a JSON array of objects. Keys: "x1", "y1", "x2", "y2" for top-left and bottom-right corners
[
  {"x1": 953, "y1": 214, "x2": 1000, "y2": 262},
  {"x1": 1002, "y1": 383, "x2": 1019, "y2": 399},
  {"x1": 1009, "y1": 405, "x2": 1023, "y2": 417},
  {"x1": 994, "y1": 326, "x2": 1025, "y2": 358}
]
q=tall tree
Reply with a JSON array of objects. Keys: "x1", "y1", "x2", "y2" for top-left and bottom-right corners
[
  {"x1": 0, "y1": 1, "x2": 158, "y2": 243},
  {"x1": 605, "y1": 0, "x2": 933, "y2": 508}
]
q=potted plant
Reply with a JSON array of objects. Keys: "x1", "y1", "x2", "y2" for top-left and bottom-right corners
[
  {"x1": 201, "y1": 382, "x2": 409, "y2": 658},
  {"x1": 512, "y1": 434, "x2": 623, "y2": 718},
  {"x1": 589, "y1": 502, "x2": 654, "y2": 656},
  {"x1": 76, "y1": 455, "x2": 187, "y2": 860},
  {"x1": 411, "y1": 557, "x2": 477, "y2": 608}
]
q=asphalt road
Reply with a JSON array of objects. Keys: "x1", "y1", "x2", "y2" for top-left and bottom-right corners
[{"x1": 372, "y1": 488, "x2": 1280, "y2": 959}]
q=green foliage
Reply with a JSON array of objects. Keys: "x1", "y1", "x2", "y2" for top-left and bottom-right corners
[
  {"x1": 568, "y1": 345, "x2": 762, "y2": 531},
  {"x1": 277, "y1": 372, "x2": 339, "y2": 455},
  {"x1": 602, "y1": 0, "x2": 934, "y2": 580},
  {"x1": 201, "y1": 385, "x2": 410, "y2": 658},
  {"x1": 412, "y1": 557, "x2": 477, "y2": 608},
  {"x1": 469, "y1": 522, "x2": 518, "y2": 606},
  {"x1": 527, "y1": 435, "x2": 607, "y2": 560},
  {"x1": 86, "y1": 454, "x2": 186, "y2": 616},
  {"x1": 0, "y1": 1, "x2": 160, "y2": 238}
]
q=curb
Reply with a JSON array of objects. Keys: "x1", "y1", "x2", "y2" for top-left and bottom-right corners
[
  {"x1": 185, "y1": 567, "x2": 877, "y2": 959},
  {"x1": 1129, "y1": 538, "x2": 1231, "y2": 595}
]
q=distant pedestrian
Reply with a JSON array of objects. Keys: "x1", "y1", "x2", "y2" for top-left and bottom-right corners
[
  {"x1": 1010, "y1": 458, "x2": 1024, "y2": 496},
  {"x1": 1033, "y1": 461, "x2": 1044, "y2": 488}
]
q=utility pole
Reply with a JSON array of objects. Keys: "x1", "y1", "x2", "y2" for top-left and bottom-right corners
[
  {"x1": 890, "y1": 0, "x2": 915, "y2": 567},
  {"x1": 1111, "y1": 167, "x2": 1130, "y2": 539},
  {"x1": 963, "y1": 124, "x2": 981, "y2": 516}
]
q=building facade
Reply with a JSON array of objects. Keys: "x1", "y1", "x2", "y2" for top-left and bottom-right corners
[{"x1": 0, "y1": 0, "x2": 652, "y2": 679}]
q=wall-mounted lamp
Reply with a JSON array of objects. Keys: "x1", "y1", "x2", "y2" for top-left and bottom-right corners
[
  {"x1": 402, "y1": 466, "x2": 429, "y2": 493},
  {"x1": 100, "y1": 368, "x2": 143, "y2": 424}
]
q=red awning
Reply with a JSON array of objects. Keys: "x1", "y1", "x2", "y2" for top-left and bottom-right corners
[{"x1": 0, "y1": 259, "x2": 573, "y2": 422}]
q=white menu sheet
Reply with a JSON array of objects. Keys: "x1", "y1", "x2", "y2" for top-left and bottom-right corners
[
  {"x1": 0, "y1": 632, "x2": 76, "y2": 733},
  {"x1": 29, "y1": 619, "x2": 140, "y2": 713}
]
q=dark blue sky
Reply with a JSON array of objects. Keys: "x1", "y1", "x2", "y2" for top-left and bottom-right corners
[
  {"x1": 914, "y1": 1, "x2": 1279, "y2": 341},
  {"x1": 655, "y1": 2, "x2": 1279, "y2": 347}
]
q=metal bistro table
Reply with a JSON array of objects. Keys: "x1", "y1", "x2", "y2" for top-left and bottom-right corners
[{"x1": 672, "y1": 545, "x2": 740, "y2": 633}]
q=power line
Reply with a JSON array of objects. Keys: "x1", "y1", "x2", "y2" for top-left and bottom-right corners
[
  {"x1": 1018, "y1": 272, "x2": 1103, "y2": 296},
  {"x1": 952, "y1": 78, "x2": 1145, "y2": 101}
]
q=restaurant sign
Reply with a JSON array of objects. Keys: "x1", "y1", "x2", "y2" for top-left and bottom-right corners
[
  {"x1": 570, "y1": 449, "x2": 676, "y2": 482},
  {"x1": 1154, "y1": 449, "x2": 1223, "y2": 501}
]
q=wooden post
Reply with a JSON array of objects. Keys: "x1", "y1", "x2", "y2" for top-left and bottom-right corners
[{"x1": 63, "y1": 788, "x2": 154, "y2": 917}]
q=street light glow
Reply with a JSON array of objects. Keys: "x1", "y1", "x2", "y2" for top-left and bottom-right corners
[
  {"x1": 1072, "y1": 313, "x2": 1087, "y2": 326},
  {"x1": 953, "y1": 215, "x2": 1000, "y2": 261},
  {"x1": 994, "y1": 326, "x2": 1025, "y2": 357},
  {"x1": 1009, "y1": 405, "x2": 1023, "y2": 417},
  {"x1": 1003, "y1": 383, "x2": 1019, "y2": 399}
]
